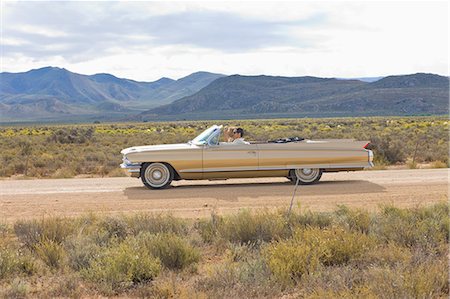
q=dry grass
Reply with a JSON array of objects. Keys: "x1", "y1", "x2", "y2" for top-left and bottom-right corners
[{"x1": 0, "y1": 203, "x2": 448, "y2": 298}]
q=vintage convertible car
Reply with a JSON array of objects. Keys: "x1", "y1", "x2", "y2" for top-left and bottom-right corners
[{"x1": 121, "y1": 125, "x2": 374, "y2": 189}]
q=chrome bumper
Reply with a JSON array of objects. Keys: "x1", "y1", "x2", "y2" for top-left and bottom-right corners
[{"x1": 120, "y1": 157, "x2": 142, "y2": 177}]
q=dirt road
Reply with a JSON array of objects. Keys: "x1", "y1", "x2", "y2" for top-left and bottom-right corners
[{"x1": 0, "y1": 169, "x2": 447, "y2": 221}]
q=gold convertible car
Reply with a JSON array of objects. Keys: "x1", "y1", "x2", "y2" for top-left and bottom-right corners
[{"x1": 121, "y1": 125, "x2": 374, "y2": 189}]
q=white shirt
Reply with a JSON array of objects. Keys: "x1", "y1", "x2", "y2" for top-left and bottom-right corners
[{"x1": 232, "y1": 138, "x2": 250, "y2": 145}]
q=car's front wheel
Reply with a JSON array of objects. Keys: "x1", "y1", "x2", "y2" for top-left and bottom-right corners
[
  {"x1": 289, "y1": 168, "x2": 322, "y2": 185},
  {"x1": 141, "y1": 162, "x2": 174, "y2": 189}
]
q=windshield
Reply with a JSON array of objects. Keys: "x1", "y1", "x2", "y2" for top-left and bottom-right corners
[{"x1": 191, "y1": 125, "x2": 221, "y2": 145}]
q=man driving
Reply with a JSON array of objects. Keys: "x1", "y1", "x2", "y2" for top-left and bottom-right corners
[{"x1": 232, "y1": 128, "x2": 250, "y2": 144}]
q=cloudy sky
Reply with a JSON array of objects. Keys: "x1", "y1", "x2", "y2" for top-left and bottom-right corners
[{"x1": 1, "y1": 1, "x2": 448, "y2": 81}]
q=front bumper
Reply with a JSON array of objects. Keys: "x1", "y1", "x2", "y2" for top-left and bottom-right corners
[{"x1": 120, "y1": 157, "x2": 142, "y2": 178}]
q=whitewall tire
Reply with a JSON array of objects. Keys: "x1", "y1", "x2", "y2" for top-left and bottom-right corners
[
  {"x1": 141, "y1": 163, "x2": 174, "y2": 189},
  {"x1": 289, "y1": 168, "x2": 322, "y2": 185}
]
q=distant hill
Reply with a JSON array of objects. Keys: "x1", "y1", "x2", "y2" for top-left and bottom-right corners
[
  {"x1": 141, "y1": 73, "x2": 449, "y2": 120},
  {"x1": 0, "y1": 67, "x2": 224, "y2": 122}
]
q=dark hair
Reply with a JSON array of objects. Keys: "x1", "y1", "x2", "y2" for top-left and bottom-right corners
[{"x1": 235, "y1": 127, "x2": 244, "y2": 137}]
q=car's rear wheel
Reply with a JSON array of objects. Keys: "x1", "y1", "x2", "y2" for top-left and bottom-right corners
[
  {"x1": 289, "y1": 168, "x2": 322, "y2": 185},
  {"x1": 141, "y1": 162, "x2": 174, "y2": 189}
]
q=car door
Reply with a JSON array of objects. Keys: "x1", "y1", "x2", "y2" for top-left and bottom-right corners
[{"x1": 202, "y1": 136, "x2": 258, "y2": 177}]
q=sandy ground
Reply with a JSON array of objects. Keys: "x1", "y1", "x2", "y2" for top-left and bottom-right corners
[{"x1": 0, "y1": 169, "x2": 447, "y2": 222}]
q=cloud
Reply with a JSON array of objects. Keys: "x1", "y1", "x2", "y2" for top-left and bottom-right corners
[
  {"x1": 2, "y1": 2, "x2": 326, "y2": 62},
  {"x1": 1, "y1": 1, "x2": 447, "y2": 80}
]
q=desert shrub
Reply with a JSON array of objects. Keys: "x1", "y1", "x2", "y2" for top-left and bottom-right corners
[
  {"x1": 64, "y1": 235, "x2": 102, "y2": 271},
  {"x1": 430, "y1": 160, "x2": 448, "y2": 168},
  {"x1": 136, "y1": 232, "x2": 200, "y2": 270},
  {"x1": 47, "y1": 127, "x2": 94, "y2": 144},
  {"x1": 198, "y1": 255, "x2": 274, "y2": 297},
  {"x1": 106, "y1": 168, "x2": 128, "y2": 177},
  {"x1": 126, "y1": 213, "x2": 188, "y2": 236},
  {"x1": 264, "y1": 227, "x2": 375, "y2": 285},
  {"x1": 83, "y1": 241, "x2": 161, "y2": 294},
  {"x1": 98, "y1": 216, "x2": 129, "y2": 241},
  {"x1": 0, "y1": 246, "x2": 18, "y2": 279},
  {"x1": 199, "y1": 210, "x2": 288, "y2": 245},
  {"x1": 354, "y1": 243, "x2": 412, "y2": 267},
  {"x1": 372, "y1": 203, "x2": 449, "y2": 248},
  {"x1": 364, "y1": 257, "x2": 448, "y2": 298},
  {"x1": 196, "y1": 212, "x2": 223, "y2": 243},
  {"x1": 4, "y1": 278, "x2": 29, "y2": 298},
  {"x1": 290, "y1": 210, "x2": 333, "y2": 229},
  {"x1": 334, "y1": 205, "x2": 372, "y2": 233},
  {"x1": 51, "y1": 167, "x2": 76, "y2": 178},
  {"x1": 34, "y1": 239, "x2": 66, "y2": 269},
  {"x1": 16, "y1": 252, "x2": 39, "y2": 276},
  {"x1": 14, "y1": 218, "x2": 74, "y2": 248}
]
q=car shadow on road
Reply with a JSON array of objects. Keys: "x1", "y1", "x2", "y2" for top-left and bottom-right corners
[{"x1": 123, "y1": 180, "x2": 385, "y2": 201}]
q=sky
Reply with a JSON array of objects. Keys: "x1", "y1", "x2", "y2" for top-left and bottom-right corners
[{"x1": 1, "y1": 1, "x2": 448, "y2": 81}]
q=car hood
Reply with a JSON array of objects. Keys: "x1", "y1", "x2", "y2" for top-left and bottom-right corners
[{"x1": 121, "y1": 143, "x2": 194, "y2": 155}]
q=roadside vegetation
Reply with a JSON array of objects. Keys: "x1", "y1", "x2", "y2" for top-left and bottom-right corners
[
  {"x1": 0, "y1": 202, "x2": 448, "y2": 297},
  {"x1": 0, "y1": 116, "x2": 448, "y2": 178}
]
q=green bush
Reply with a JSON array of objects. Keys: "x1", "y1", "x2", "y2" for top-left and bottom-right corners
[
  {"x1": 34, "y1": 240, "x2": 66, "y2": 269},
  {"x1": 137, "y1": 232, "x2": 200, "y2": 270},
  {"x1": 83, "y1": 241, "x2": 161, "y2": 294}
]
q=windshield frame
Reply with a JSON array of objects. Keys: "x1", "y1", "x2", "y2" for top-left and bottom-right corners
[{"x1": 191, "y1": 125, "x2": 222, "y2": 145}]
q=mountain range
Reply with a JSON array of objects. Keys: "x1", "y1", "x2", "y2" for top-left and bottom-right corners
[
  {"x1": 0, "y1": 67, "x2": 448, "y2": 123},
  {"x1": 142, "y1": 73, "x2": 449, "y2": 120},
  {"x1": 0, "y1": 67, "x2": 223, "y2": 122}
]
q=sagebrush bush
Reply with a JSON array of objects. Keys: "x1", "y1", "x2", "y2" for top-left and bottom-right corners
[
  {"x1": 199, "y1": 210, "x2": 289, "y2": 244},
  {"x1": 334, "y1": 205, "x2": 372, "y2": 233},
  {"x1": 136, "y1": 232, "x2": 200, "y2": 270},
  {"x1": 83, "y1": 241, "x2": 161, "y2": 294},
  {"x1": 98, "y1": 216, "x2": 129, "y2": 241},
  {"x1": 290, "y1": 210, "x2": 333, "y2": 229},
  {"x1": 364, "y1": 257, "x2": 448, "y2": 298},
  {"x1": 126, "y1": 213, "x2": 188, "y2": 236},
  {"x1": 64, "y1": 235, "x2": 102, "y2": 271},
  {"x1": 264, "y1": 227, "x2": 375, "y2": 284},
  {"x1": 0, "y1": 246, "x2": 18, "y2": 279},
  {"x1": 14, "y1": 218, "x2": 74, "y2": 248},
  {"x1": 373, "y1": 203, "x2": 449, "y2": 248},
  {"x1": 34, "y1": 239, "x2": 66, "y2": 269}
]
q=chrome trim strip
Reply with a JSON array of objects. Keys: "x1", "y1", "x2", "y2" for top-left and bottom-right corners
[{"x1": 179, "y1": 163, "x2": 373, "y2": 173}]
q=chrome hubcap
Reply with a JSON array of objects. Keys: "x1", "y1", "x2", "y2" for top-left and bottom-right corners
[
  {"x1": 152, "y1": 170, "x2": 162, "y2": 180},
  {"x1": 144, "y1": 163, "x2": 170, "y2": 187},
  {"x1": 302, "y1": 168, "x2": 312, "y2": 175},
  {"x1": 295, "y1": 168, "x2": 320, "y2": 183}
]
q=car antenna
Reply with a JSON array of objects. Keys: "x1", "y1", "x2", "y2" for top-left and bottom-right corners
[{"x1": 287, "y1": 176, "x2": 301, "y2": 219}]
